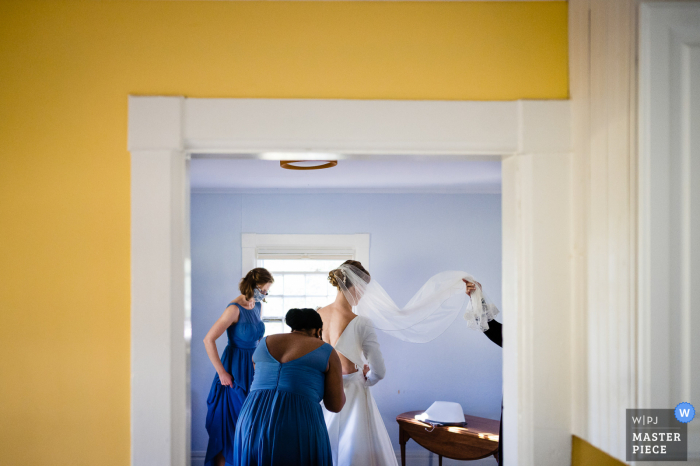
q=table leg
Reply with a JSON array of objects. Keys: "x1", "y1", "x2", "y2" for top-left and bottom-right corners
[
  {"x1": 438, "y1": 454, "x2": 442, "y2": 466},
  {"x1": 399, "y1": 426, "x2": 409, "y2": 466}
]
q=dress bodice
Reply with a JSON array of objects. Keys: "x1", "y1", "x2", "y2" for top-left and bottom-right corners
[
  {"x1": 226, "y1": 302, "x2": 265, "y2": 349},
  {"x1": 333, "y1": 317, "x2": 363, "y2": 367},
  {"x1": 250, "y1": 337, "x2": 333, "y2": 403},
  {"x1": 333, "y1": 316, "x2": 386, "y2": 387}
]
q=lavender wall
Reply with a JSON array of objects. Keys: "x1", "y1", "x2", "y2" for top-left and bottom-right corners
[{"x1": 191, "y1": 193, "x2": 502, "y2": 454}]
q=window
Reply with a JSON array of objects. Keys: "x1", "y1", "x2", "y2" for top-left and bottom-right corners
[
  {"x1": 257, "y1": 258, "x2": 349, "y2": 336},
  {"x1": 241, "y1": 234, "x2": 370, "y2": 336}
]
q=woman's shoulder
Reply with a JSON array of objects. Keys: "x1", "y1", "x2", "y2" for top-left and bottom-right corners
[
  {"x1": 318, "y1": 341, "x2": 335, "y2": 360},
  {"x1": 316, "y1": 303, "x2": 333, "y2": 318},
  {"x1": 228, "y1": 296, "x2": 255, "y2": 310},
  {"x1": 353, "y1": 315, "x2": 373, "y2": 327},
  {"x1": 264, "y1": 333, "x2": 284, "y2": 345},
  {"x1": 353, "y1": 316, "x2": 379, "y2": 340},
  {"x1": 311, "y1": 339, "x2": 333, "y2": 352}
]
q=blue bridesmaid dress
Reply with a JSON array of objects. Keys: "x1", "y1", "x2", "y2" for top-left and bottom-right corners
[
  {"x1": 233, "y1": 337, "x2": 334, "y2": 466},
  {"x1": 204, "y1": 302, "x2": 265, "y2": 466}
]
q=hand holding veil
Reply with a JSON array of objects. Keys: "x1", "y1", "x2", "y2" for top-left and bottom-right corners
[{"x1": 333, "y1": 264, "x2": 499, "y2": 343}]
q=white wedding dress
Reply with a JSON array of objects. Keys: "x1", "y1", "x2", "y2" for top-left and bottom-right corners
[{"x1": 322, "y1": 315, "x2": 399, "y2": 466}]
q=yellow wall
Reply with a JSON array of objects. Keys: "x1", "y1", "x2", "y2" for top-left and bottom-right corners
[
  {"x1": 572, "y1": 436, "x2": 628, "y2": 466},
  {"x1": 0, "y1": 1, "x2": 567, "y2": 464}
]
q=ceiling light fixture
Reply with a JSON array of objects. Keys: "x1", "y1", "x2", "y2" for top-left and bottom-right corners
[{"x1": 280, "y1": 160, "x2": 338, "y2": 170}]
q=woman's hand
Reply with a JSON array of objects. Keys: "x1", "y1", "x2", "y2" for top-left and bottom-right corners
[
  {"x1": 218, "y1": 371, "x2": 234, "y2": 388},
  {"x1": 462, "y1": 279, "x2": 481, "y2": 296},
  {"x1": 362, "y1": 364, "x2": 370, "y2": 380}
]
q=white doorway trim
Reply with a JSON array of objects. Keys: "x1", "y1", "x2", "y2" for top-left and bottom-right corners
[
  {"x1": 128, "y1": 96, "x2": 572, "y2": 466},
  {"x1": 639, "y1": 2, "x2": 700, "y2": 458}
]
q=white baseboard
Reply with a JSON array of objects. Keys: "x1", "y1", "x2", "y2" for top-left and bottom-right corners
[
  {"x1": 192, "y1": 449, "x2": 497, "y2": 466},
  {"x1": 192, "y1": 450, "x2": 206, "y2": 466}
]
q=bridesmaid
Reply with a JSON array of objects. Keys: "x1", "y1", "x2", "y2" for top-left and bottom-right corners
[
  {"x1": 233, "y1": 308, "x2": 345, "y2": 466},
  {"x1": 203, "y1": 268, "x2": 274, "y2": 466}
]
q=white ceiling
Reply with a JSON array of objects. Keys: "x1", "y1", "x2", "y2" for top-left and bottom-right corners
[{"x1": 190, "y1": 158, "x2": 501, "y2": 193}]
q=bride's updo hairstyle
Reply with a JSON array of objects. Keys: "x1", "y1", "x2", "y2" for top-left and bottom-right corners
[
  {"x1": 328, "y1": 260, "x2": 370, "y2": 289},
  {"x1": 239, "y1": 267, "x2": 274, "y2": 300},
  {"x1": 285, "y1": 308, "x2": 324, "y2": 331}
]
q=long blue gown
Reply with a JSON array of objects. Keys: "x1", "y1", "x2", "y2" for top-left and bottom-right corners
[
  {"x1": 205, "y1": 302, "x2": 265, "y2": 466},
  {"x1": 233, "y1": 337, "x2": 334, "y2": 466}
]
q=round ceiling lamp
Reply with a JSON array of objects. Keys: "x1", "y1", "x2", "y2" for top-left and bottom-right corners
[{"x1": 280, "y1": 160, "x2": 338, "y2": 170}]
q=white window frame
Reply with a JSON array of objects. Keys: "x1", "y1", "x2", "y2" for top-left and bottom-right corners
[
  {"x1": 128, "y1": 96, "x2": 573, "y2": 466},
  {"x1": 242, "y1": 233, "x2": 370, "y2": 274},
  {"x1": 244, "y1": 233, "x2": 370, "y2": 333}
]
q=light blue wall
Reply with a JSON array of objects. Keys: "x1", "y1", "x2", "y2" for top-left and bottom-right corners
[{"x1": 191, "y1": 193, "x2": 502, "y2": 453}]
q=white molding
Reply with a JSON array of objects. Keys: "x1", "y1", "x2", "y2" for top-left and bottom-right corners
[
  {"x1": 130, "y1": 96, "x2": 572, "y2": 465},
  {"x1": 190, "y1": 186, "x2": 503, "y2": 195},
  {"x1": 184, "y1": 98, "x2": 515, "y2": 155},
  {"x1": 517, "y1": 100, "x2": 571, "y2": 154},
  {"x1": 191, "y1": 451, "x2": 205, "y2": 466},
  {"x1": 130, "y1": 96, "x2": 191, "y2": 466},
  {"x1": 128, "y1": 96, "x2": 184, "y2": 151},
  {"x1": 569, "y1": 0, "x2": 643, "y2": 459},
  {"x1": 241, "y1": 233, "x2": 370, "y2": 275},
  {"x1": 568, "y1": 0, "x2": 590, "y2": 444},
  {"x1": 131, "y1": 148, "x2": 191, "y2": 466},
  {"x1": 183, "y1": 98, "x2": 568, "y2": 157},
  {"x1": 502, "y1": 153, "x2": 572, "y2": 466},
  {"x1": 639, "y1": 2, "x2": 700, "y2": 458}
]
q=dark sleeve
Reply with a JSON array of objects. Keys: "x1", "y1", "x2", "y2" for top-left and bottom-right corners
[{"x1": 483, "y1": 320, "x2": 502, "y2": 348}]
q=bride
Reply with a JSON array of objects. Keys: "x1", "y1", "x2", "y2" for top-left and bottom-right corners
[
  {"x1": 317, "y1": 260, "x2": 398, "y2": 466},
  {"x1": 318, "y1": 260, "x2": 499, "y2": 466}
]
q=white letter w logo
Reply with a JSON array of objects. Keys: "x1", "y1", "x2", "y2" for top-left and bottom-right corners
[{"x1": 680, "y1": 409, "x2": 691, "y2": 417}]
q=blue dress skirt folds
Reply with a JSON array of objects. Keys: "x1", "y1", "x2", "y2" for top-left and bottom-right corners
[
  {"x1": 233, "y1": 337, "x2": 334, "y2": 466},
  {"x1": 205, "y1": 302, "x2": 265, "y2": 466}
]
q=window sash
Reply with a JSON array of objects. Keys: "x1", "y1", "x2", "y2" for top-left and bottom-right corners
[{"x1": 257, "y1": 254, "x2": 347, "y2": 335}]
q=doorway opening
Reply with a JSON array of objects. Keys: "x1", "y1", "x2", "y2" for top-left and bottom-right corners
[{"x1": 188, "y1": 156, "x2": 503, "y2": 466}]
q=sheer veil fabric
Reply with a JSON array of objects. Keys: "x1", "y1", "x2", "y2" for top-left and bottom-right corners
[{"x1": 333, "y1": 264, "x2": 499, "y2": 343}]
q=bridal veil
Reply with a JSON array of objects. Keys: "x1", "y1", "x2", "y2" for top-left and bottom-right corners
[{"x1": 331, "y1": 263, "x2": 499, "y2": 343}]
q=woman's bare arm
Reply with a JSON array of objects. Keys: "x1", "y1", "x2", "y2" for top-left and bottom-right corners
[
  {"x1": 323, "y1": 349, "x2": 346, "y2": 413},
  {"x1": 203, "y1": 304, "x2": 240, "y2": 387}
]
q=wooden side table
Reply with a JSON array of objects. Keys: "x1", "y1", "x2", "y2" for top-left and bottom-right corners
[{"x1": 396, "y1": 411, "x2": 499, "y2": 466}]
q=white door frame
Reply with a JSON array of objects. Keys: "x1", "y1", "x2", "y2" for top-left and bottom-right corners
[
  {"x1": 639, "y1": 2, "x2": 700, "y2": 459},
  {"x1": 128, "y1": 96, "x2": 572, "y2": 466}
]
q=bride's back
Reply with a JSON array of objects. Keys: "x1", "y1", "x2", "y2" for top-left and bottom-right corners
[{"x1": 317, "y1": 303, "x2": 358, "y2": 375}]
